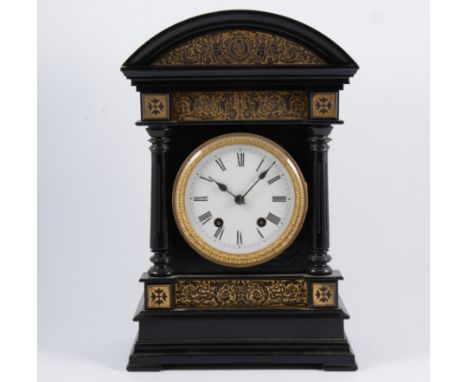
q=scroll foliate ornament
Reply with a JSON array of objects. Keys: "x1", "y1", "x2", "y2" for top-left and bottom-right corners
[
  {"x1": 153, "y1": 30, "x2": 326, "y2": 66},
  {"x1": 173, "y1": 91, "x2": 307, "y2": 121},
  {"x1": 175, "y1": 279, "x2": 308, "y2": 309}
]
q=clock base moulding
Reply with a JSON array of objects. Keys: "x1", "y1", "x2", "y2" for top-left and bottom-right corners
[{"x1": 127, "y1": 271, "x2": 357, "y2": 371}]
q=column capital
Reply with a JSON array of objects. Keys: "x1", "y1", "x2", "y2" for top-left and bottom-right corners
[
  {"x1": 147, "y1": 127, "x2": 170, "y2": 151},
  {"x1": 308, "y1": 135, "x2": 331, "y2": 152}
]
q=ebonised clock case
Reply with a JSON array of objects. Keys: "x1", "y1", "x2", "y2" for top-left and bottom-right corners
[{"x1": 121, "y1": 10, "x2": 359, "y2": 371}]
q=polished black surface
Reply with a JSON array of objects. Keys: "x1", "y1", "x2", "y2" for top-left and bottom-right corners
[{"x1": 122, "y1": 10, "x2": 359, "y2": 371}]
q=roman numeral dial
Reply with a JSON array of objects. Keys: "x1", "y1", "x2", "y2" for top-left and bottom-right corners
[
  {"x1": 174, "y1": 133, "x2": 307, "y2": 267},
  {"x1": 188, "y1": 148, "x2": 292, "y2": 251}
]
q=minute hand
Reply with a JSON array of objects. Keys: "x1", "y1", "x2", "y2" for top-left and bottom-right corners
[{"x1": 241, "y1": 161, "x2": 276, "y2": 200}]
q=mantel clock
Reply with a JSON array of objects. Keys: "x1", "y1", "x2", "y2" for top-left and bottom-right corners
[{"x1": 121, "y1": 10, "x2": 359, "y2": 371}]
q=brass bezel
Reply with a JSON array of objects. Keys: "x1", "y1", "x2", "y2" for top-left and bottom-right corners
[{"x1": 172, "y1": 133, "x2": 308, "y2": 268}]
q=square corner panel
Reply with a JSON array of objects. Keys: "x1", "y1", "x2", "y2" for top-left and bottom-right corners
[
  {"x1": 311, "y1": 92, "x2": 338, "y2": 119},
  {"x1": 142, "y1": 94, "x2": 170, "y2": 120},
  {"x1": 146, "y1": 284, "x2": 172, "y2": 309},
  {"x1": 312, "y1": 282, "x2": 337, "y2": 307}
]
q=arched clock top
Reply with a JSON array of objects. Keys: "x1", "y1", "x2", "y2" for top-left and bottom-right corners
[
  {"x1": 122, "y1": 12, "x2": 359, "y2": 124},
  {"x1": 121, "y1": 10, "x2": 358, "y2": 87}
]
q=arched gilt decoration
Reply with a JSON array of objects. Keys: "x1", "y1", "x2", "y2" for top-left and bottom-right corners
[
  {"x1": 122, "y1": 10, "x2": 358, "y2": 71},
  {"x1": 152, "y1": 29, "x2": 326, "y2": 65}
]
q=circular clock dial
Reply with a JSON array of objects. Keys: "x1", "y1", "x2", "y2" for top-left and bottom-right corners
[{"x1": 173, "y1": 133, "x2": 307, "y2": 267}]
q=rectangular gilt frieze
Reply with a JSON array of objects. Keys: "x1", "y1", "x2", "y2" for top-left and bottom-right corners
[
  {"x1": 173, "y1": 91, "x2": 308, "y2": 121},
  {"x1": 175, "y1": 279, "x2": 308, "y2": 309}
]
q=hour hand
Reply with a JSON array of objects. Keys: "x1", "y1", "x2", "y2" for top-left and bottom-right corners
[{"x1": 209, "y1": 177, "x2": 237, "y2": 199}]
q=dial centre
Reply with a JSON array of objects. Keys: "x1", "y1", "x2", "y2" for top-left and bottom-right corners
[{"x1": 234, "y1": 195, "x2": 244, "y2": 205}]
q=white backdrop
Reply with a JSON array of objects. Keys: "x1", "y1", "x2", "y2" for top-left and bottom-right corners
[{"x1": 38, "y1": 0, "x2": 429, "y2": 381}]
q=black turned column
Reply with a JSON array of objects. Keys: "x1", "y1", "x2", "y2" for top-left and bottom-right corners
[
  {"x1": 306, "y1": 126, "x2": 333, "y2": 275},
  {"x1": 147, "y1": 127, "x2": 173, "y2": 277}
]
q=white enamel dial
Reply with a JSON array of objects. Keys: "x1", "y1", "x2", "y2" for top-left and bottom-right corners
[
  {"x1": 186, "y1": 144, "x2": 294, "y2": 254},
  {"x1": 173, "y1": 133, "x2": 307, "y2": 268}
]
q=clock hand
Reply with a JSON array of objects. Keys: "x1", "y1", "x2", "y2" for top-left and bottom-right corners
[
  {"x1": 208, "y1": 176, "x2": 239, "y2": 201},
  {"x1": 241, "y1": 161, "x2": 276, "y2": 201}
]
